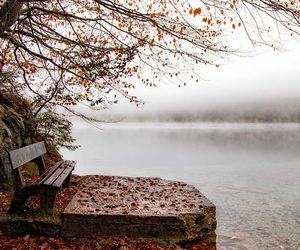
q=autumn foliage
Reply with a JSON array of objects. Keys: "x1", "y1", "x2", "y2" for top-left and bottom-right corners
[{"x1": 0, "y1": 0, "x2": 299, "y2": 113}]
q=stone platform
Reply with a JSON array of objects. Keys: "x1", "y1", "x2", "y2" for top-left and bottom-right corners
[{"x1": 61, "y1": 175, "x2": 216, "y2": 243}]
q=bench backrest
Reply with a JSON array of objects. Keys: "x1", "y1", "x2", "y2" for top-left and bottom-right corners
[
  {"x1": 9, "y1": 142, "x2": 47, "y2": 169},
  {"x1": 9, "y1": 142, "x2": 47, "y2": 190}
]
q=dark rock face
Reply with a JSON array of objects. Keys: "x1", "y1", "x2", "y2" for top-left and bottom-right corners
[
  {"x1": 0, "y1": 92, "x2": 34, "y2": 191},
  {"x1": 0, "y1": 213, "x2": 61, "y2": 236}
]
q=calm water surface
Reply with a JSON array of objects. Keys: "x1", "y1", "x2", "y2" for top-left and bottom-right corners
[{"x1": 61, "y1": 122, "x2": 300, "y2": 249}]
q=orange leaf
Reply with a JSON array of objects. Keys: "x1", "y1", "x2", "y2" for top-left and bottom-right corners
[
  {"x1": 149, "y1": 39, "x2": 155, "y2": 47},
  {"x1": 193, "y1": 7, "x2": 202, "y2": 17}
]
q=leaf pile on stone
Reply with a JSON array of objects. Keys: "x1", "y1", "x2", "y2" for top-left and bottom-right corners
[{"x1": 68, "y1": 175, "x2": 209, "y2": 216}]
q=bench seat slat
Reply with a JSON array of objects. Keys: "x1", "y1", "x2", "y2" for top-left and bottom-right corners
[
  {"x1": 39, "y1": 160, "x2": 64, "y2": 185},
  {"x1": 52, "y1": 163, "x2": 75, "y2": 188},
  {"x1": 42, "y1": 161, "x2": 70, "y2": 186},
  {"x1": 9, "y1": 142, "x2": 47, "y2": 169}
]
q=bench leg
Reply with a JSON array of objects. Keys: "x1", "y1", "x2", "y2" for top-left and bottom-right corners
[
  {"x1": 40, "y1": 186, "x2": 59, "y2": 212},
  {"x1": 62, "y1": 173, "x2": 72, "y2": 188},
  {"x1": 8, "y1": 185, "x2": 40, "y2": 214}
]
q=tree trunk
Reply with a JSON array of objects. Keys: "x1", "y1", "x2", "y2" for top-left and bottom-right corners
[{"x1": 0, "y1": 0, "x2": 24, "y2": 35}]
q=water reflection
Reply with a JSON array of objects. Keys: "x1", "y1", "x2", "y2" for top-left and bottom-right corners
[{"x1": 61, "y1": 122, "x2": 300, "y2": 249}]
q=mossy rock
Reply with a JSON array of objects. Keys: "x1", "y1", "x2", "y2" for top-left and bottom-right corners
[{"x1": 0, "y1": 91, "x2": 63, "y2": 191}]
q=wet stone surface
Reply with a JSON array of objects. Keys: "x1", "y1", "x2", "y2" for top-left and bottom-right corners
[
  {"x1": 64, "y1": 175, "x2": 213, "y2": 216},
  {"x1": 62, "y1": 175, "x2": 216, "y2": 242}
]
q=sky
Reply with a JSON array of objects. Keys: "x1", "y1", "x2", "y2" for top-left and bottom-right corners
[{"x1": 89, "y1": 41, "x2": 300, "y2": 122}]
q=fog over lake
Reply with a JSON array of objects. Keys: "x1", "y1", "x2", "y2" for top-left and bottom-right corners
[
  {"x1": 61, "y1": 122, "x2": 300, "y2": 249},
  {"x1": 80, "y1": 44, "x2": 300, "y2": 123}
]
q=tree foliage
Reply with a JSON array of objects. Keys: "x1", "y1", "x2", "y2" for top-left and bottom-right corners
[
  {"x1": 35, "y1": 111, "x2": 79, "y2": 150},
  {"x1": 0, "y1": 70, "x2": 78, "y2": 150},
  {"x1": 0, "y1": 0, "x2": 299, "y2": 113}
]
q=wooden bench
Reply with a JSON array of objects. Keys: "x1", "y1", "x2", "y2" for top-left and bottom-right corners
[{"x1": 7, "y1": 141, "x2": 75, "y2": 213}]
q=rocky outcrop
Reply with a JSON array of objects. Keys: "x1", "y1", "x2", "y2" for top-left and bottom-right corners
[
  {"x1": 0, "y1": 91, "x2": 64, "y2": 191},
  {"x1": 0, "y1": 91, "x2": 35, "y2": 191}
]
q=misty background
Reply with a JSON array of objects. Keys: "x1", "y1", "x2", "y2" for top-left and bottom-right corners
[{"x1": 74, "y1": 42, "x2": 300, "y2": 123}]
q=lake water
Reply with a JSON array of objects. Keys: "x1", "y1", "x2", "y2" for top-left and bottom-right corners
[{"x1": 61, "y1": 122, "x2": 300, "y2": 249}]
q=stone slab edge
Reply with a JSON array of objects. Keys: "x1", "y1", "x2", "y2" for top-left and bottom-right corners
[
  {"x1": 61, "y1": 209, "x2": 216, "y2": 243},
  {"x1": 0, "y1": 213, "x2": 61, "y2": 236}
]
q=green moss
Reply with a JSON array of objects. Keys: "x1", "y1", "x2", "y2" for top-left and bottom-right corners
[
  {"x1": 1, "y1": 177, "x2": 14, "y2": 191},
  {"x1": 77, "y1": 176, "x2": 88, "y2": 187},
  {"x1": 47, "y1": 144, "x2": 57, "y2": 154},
  {"x1": 178, "y1": 209, "x2": 216, "y2": 241},
  {"x1": 178, "y1": 214, "x2": 202, "y2": 240},
  {"x1": 208, "y1": 232, "x2": 217, "y2": 243},
  {"x1": 22, "y1": 162, "x2": 39, "y2": 178},
  {"x1": 30, "y1": 208, "x2": 60, "y2": 217}
]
